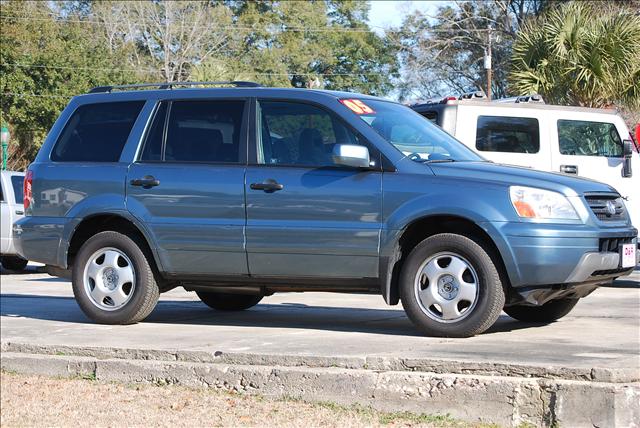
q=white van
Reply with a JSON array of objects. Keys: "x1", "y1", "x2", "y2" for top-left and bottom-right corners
[
  {"x1": 1, "y1": 170, "x2": 28, "y2": 271},
  {"x1": 411, "y1": 96, "x2": 640, "y2": 226}
]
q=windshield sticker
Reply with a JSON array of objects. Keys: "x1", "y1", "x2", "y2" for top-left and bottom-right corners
[{"x1": 340, "y1": 99, "x2": 375, "y2": 115}]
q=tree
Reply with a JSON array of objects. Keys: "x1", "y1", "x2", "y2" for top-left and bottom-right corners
[
  {"x1": 90, "y1": 1, "x2": 237, "y2": 82},
  {"x1": 391, "y1": 0, "x2": 549, "y2": 102},
  {"x1": 509, "y1": 2, "x2": 640, "y2": 110},
  {"x1": 229, "y1": 0, "x2": 397, "y2": 94},
  {"x1": 0, "y1": 1, "x2": 134, "y2": 170}
]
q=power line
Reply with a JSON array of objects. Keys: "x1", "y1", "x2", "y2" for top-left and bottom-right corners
[
  {"x1": 1, "y1": 92, "x2": 71, "y2": 99},
  {"x1": 2, "y1": 62, "x2": 389, "y2": 77},
  {"x1": 0, "y1": 13, "x2": 492, "y2": 33},
  {"x1": 0, "y1": 14, "x2": 375, "y2": 33}
]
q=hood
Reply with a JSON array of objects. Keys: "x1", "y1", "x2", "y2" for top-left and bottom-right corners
[{"x1": 427, "y1": 161, "x2": 617, "y2": 196}]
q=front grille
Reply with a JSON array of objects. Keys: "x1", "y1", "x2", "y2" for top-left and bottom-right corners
[
  {"x1": 599, "y1": 236, "x2": 635, "y2": 252},
  {"x1": 584, "y1": 194, "x2": 626, "y2": 221}
]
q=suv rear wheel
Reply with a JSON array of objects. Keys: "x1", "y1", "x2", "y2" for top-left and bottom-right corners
[
  {"x1": 196, "y1": 291, "x2": 263, "y2": 311},
  {"x1": 0, "y1": 256, "x2": 28, "y2": 271},
  {"x1": 72, "y1": 231, "x2": 159, "y2": 324},
  {"x1": 400, "y1": 233, "x2": 505, "y2": 337},
  {"x1": 504, "y1": 298, "x2": 579, "y2": 323}
]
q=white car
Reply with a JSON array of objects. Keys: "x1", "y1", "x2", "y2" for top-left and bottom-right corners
[
  {"x1": 1, "y1": 170, "x2": 28, "y2": 271},
  {"x1": 412, "y1": 95, "x2": 640, "y2": 226}
]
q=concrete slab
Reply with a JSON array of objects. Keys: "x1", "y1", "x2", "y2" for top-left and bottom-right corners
[
  {"x1": 2, "y1": 266, "x2": 639, "y2": 427},
  {"x1": 1, "y1": 266, "x2": 639, "y2": 376}
]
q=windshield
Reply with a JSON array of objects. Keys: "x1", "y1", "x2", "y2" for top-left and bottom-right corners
[{"x1": 344, "y1": 99, "x2": 484, "y2": 162}]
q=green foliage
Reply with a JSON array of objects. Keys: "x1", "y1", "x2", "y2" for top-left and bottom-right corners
[
  {"x1": 0, "y1": 1, "x2": 136, "y2": 169},
  {"x1": 1, "y1": 1, "x2": 397, "y2": 169},
  {"x1": 509, "y1": 2, "x2": 640, "y2": 109}
]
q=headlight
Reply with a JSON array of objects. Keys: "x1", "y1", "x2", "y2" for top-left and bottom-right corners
[{"x1": 509, "y1": 186, "x2": 579, "y2": 220}]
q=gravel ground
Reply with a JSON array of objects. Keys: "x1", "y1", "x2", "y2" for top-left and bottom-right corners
[{"x1": 0, "y1": 371, "x2": 493, "y2": 428}]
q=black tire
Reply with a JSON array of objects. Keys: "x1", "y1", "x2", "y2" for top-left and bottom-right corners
[
  {"x1": 196, "y1": 291, "x2": 263, "y2": 311},
  {"x1": 72, "y1": 231, "x2": 159, "y2": 324},
  {"x1": 504, "y1": 298, "x2": 579, "y2": 323},
  {"x1": 400, "y1": 233, "x2": 505, "y2": 338},
  {"x1": 0, "y1": 256, "x2": 28, "y2": 271}
]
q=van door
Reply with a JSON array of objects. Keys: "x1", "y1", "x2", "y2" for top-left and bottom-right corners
[
  {"x1": 551, "y1": 113, "x2": 639, "y2": 225},
  {"x1": 126, "y1": 99, "x2": 249, "y2": 276},
  {"x1": 0, "y1": 175, "x2": 11, "y2": 254},
  {"x1": 454, "y1": 106, "x2": 552, "y2": 171}
]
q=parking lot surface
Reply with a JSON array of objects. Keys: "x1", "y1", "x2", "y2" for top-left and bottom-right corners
[{"x1": 1, "y1": 266, "x2": 639, "y2": 373}]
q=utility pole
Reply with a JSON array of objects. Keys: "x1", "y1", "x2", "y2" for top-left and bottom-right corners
[{"x1": 484, "y1": 27, "x2": 493, "y2": 101}]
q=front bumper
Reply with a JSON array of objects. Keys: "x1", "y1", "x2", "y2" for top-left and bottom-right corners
[{"x1": 483, "y1": 221, "x2": 638, "y2": 289}]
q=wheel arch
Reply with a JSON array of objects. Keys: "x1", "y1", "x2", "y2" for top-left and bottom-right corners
[
  {"x1": 65, "y1": 213, "x2": 164, "y2": 276},
  {"x1": 381, "y1": 214, "x2": 511, "y2": 305}
]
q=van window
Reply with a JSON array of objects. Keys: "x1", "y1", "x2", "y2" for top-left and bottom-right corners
[
  {"x1": 257, "y1": 101, "x2": 364, "y2": 167},
  {"x1": 475, "y1": 116, "x2": 540, "y2": 154},
  {"x1": 52, "y1": 101, "x2": 144, "y2": 162},
  {"x1": 420, "y1": 111, "x2": 438, "y2": 124},
  {"x1": 11, "y1": 176, "x2": 23, "y2": 204},
  {"x1": 164, "y1": 100, "x2": 245, "y2": 163},
  {"x1": 558, "y1": 120, "x2": 622, "y2": 157}
]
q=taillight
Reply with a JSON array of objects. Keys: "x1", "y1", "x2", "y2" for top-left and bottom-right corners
[{"x1": 24, "y1": 170, "x2": 33, "y2": 211}]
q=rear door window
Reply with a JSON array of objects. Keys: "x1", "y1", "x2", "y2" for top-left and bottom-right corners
[
  {"x1": 10, "y1": 176, "x2": 23, "y2": 204},
  {"x1": 475, "y1": 116, "x2": 540, "y2": 153},
  {"x1": 52, "y1": 101, "x2": 144, "y2": 162},
  {"x1": 557, "y1": 119, "x2": 622, "y2": 157},
  {"x1": 164, "y1": 100, "x2": 245, "y2": 163}
]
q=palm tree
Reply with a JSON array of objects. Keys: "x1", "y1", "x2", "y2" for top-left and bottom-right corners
[{"x1": 509, "y1": 2, "x2": 640, "y2": 109}]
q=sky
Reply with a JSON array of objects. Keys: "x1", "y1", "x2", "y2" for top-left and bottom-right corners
[{"x1": 367, "y1": 1, "x2": 446, "y2": 31}]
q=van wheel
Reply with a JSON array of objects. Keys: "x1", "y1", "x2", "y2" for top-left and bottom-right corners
[
  {"x1": 196, "y1": 291, "x2": 263, "y2": 311},
  {"x1": 72, "y1": 231, "x2": 159, "y2": 324},
  {"x1": 0, "y1": 256, "x2": 28, "y2": 271},
  {"x1": 504, "y1": 298, "x2": 579, "y2": 323},
  {"x1": 400, "y1": 233, "x2": 505, "y2": 337}
]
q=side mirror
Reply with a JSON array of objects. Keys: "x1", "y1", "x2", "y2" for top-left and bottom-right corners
[
  {"x1": 332, "y1": 144, "x2": 370, "y2": 168},
  {"x1": 622, "y1": 139, "x2": 633, "y2": 178}
]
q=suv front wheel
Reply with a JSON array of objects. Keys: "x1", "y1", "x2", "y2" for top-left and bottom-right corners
[
  {"x1": 72, "y1": 231, "x2": 159, "y2": 324},
  {"x1": 400, "y1": 233, "x2": 505, "y2": 337}
]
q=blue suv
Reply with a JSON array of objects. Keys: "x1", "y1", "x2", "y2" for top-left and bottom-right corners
[{"x1": 14, "y1": 82, "x2": 638, "y2": 337}]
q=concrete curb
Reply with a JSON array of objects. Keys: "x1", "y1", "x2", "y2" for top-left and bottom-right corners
[
  {"x1": 2, "y1": 342, "x2": 638, "y2": 383},
  {"x1": 1, "y1": 344, "x2": 639, "y2": 427}
]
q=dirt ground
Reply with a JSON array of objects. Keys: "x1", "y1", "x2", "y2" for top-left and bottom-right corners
[{"x1": 0, "y1": 371, "x2": 494, "y2": 428}]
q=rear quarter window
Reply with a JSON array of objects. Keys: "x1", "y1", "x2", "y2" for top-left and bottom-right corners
[
  {"x1": 51, "y1": 101, "x2": 145, "y2": 162},
  {"x1": 475, "y1": 116, "x2": 540, "y2": 154}
]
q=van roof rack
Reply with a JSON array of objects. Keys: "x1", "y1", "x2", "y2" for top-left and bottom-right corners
[
  {"x1": 496, "y1": 94, "x2": 544, "y2": 104},
  {"x1": 88, "y1": 81, "x2": 261, "y2": 94}
]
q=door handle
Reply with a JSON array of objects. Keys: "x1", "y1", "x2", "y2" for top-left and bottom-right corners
[
  {"x1": 250, "y1": 179, "x2": 284, "y2": 193},
  {"x1": 560, "y1": 165, "x2": 578, "y2": 174},
  {"x1": 15, "y1": 210, "x2": 24, "y2": 215},
  {"x1": 130, "y1": 175, "x2": 160, "y2": 188}
]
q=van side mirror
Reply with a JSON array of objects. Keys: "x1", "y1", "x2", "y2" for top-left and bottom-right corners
[
  {"x1": 332, "y1": 144, "x2": 371, "y2": 168},
  {"x1": 622, "y1": 139, "x2": 633, "y2": 178}
]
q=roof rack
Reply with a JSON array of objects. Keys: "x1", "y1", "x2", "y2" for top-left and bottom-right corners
[
  {"x1": 88, "y1": 81, "x2": 261, "y2": 94},
  {"x1": 496, "y1": 94, "x2": 544, "y2": 104},
  {"x1": 458, "y1": 91, "x2": 486, "y2": 100}
]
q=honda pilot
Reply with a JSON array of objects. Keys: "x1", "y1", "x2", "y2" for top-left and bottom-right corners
[{"x1": 14, "y1": 82, "x2": 639, "y2": 337}]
